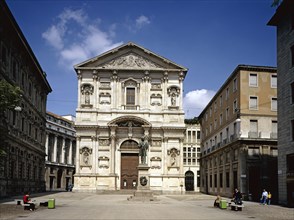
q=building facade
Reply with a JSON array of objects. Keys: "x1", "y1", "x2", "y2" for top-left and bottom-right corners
[
  {"x1": 268, "y1": 0, "x2": 294, "y2": 207},
  {"x1": 74, "y1": 42, "x2": 188, "y2": 193},
  {"x1": 183, "y1": 123, "x2": 201, "y2": 192},
  {"x1": 45, "y1": 112, "x2": 76, "y2": 191},
  {"x1": 198, "y1": 65, "x2": 278, "y2": 202},
  {"x1": 0, "y1": 1, "x2": 52, "y2": 197}
]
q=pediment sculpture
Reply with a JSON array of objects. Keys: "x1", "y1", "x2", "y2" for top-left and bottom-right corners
[{"x1": 101, "y1": 53, "x2": 162, "y2": 69}]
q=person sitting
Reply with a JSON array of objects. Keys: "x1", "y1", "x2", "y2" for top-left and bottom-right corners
[
  {"x1": 233, "y1": 188, "x2": 243, "y2": 205},
  {"x1": 214, "y1": 195, "x2": 221, "y2": 207},
  {"x1": 23, "y1": 192, "x2": 35, "y2": 211}
]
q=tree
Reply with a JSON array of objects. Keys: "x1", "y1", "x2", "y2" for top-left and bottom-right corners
[
  {"x1": 0, "y1": 79, "x2": 22, "y2": 113},
  {"x1": 271, "y1": 0, "x2": 281, "y2": 7},
  {"x1": 0, "y1": 79, "x2": 22, "y2": 156},
  {"x1": 184, "y1": 117, "x2": 199, "y2": 125}
]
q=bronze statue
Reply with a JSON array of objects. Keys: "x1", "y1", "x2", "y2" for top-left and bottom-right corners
[{"x1": 138, "y1": 136, "x2": 149, "y2": 164}]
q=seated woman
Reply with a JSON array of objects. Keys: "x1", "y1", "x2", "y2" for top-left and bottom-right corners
[
  {"x1": 214, "y1": 195, "x2": 221, "y2": 207},
  {"x1": 23, "y1": 192, "x2": 35, "y2": 211},
  {"x1": 233, "y1": 189, "x2": 243, "y2": 205}
]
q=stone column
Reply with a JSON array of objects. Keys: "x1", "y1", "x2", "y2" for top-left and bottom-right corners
[
  {"x1": 207, "y1": 158, "x2": 211, "y2": 193},
  {"x1": 69, "y1": 139, "x2": 73, "y2": 165},
  {"x1": 45, "y1": 133, "x2": 49, "y2": 161},
  {"x1": 109, "y1": 125, "x2": 117, "y2": 174},
  {"x1": 93, "y1": 70, "x2": 98, "y2": 108},
  {"x1": 53, "y1": 135, "x2": 57, "y2": 163},
  {"x1": 178, "y1": 72, "x2": 184, "y2": 110},
  {"x1": 163, "y1": 71, "x2": 168, "y2": 109},
  {"x1": 76, "y1": 136, "x2": 81, "y2": 174},
  {"x1": 239, "y1": 145, "x2": 247, "y2": 197},
  {"x1": 216, "y1": 155, "x2": 220, "y2": 194},
  {"x1": 77, "y1": 72, "x2": 82, "y2": 108},
  {"x1": 163, "y1": 137, "x2": 168, "y2": 175},
  {"x1": 229, "y1": 149, "x2": 234, "y2": 196},
  {"x1": 179, "y1": 138, "x2": 184, "y2": 174},
  {"x1": 61, "y1": 137, "x2": 65, "y2": 164},
  {"x1": 92, "y1": 136, "x2": 97, "y2": 174},
  {"x1": 112, "y1": 70, "x2": 118, "y2": 110}
]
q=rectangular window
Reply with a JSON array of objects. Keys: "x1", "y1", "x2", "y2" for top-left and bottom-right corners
[
  {"x1": 220, "y1": 114, "x2": 223, "y2": 125},
  {"x1": 249, "y1": 73, "x2": 258, "y2": 87},
  {"x1": 291, "y1": 45, "x2": 294, "y2": 67},
  {"x1": 226, "y1": 172, "x2": 230, "y2": 188},
  {"x1": 271, "y1": 97, "x2": 277, "y2": 111},
  {"x1": 292, "y1": 120, "x2": 294, "y2": 141},
  {"x1": 233, "y1": 78, "x2": 237, "y2": 92},
  {"x1": 126, "y1": 88, "x2": 135, "y2": 105},
  {"x1": 220, "y1": 173, "x2": 223, "y2": 188},
  {"x1": 249, "y1": 96, "x2": 258, "y2": 110},
  {"x1": 250, "y1": 120, "x2": 258, "y2": 138},
  {"x1": 291, "y1": 82, "x2": 294, "y2": 104},
  {"x1": 226, "y1": 107, "x2": 229, "y2": 120},
  {"x1": 226, "y1": 87, "x2": 229, "y2": 100},
  {"x1": 210, "y1": 175, "x2": 212, "y2": 187},
  {"x1": 271, "y1": 120, "x2": 278, "y2": 138},
  {"x1": 220, "y1": 95, "x2": 223, "y2": 107},
  {"x1": 271, "y1": 75, "x2": 277, "y2": 88},
  {"x1": 197, "y1": 131, "x2": 201, "y2": 140},
  {"x1": 233, "y1": 100, "x2": 237, "y2": 112},
  {"x1": 214, "y1": 174, "x2": 217, "y2": 188}
]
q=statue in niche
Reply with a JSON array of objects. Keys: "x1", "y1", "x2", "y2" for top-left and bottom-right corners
[
  {"x1": 83, "y1": 152, "x2": 89, "y2": 165},
  {"x1": 171, "y1": 94, "x2": 176, "y2": 106},
  {"x1": 85, "y1": 91, "x2": 90, "y2": 104},
  {"x1": 138, "y1": 136, "x2": 149, "y2": 164}
]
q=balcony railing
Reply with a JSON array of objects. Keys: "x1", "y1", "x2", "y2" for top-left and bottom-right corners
[{"x1": 248, "y1": 131, "x2": 259, "y2": 138}]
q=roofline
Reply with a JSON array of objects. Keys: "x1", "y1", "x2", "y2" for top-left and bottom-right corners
[
  {"x1": 198, "y1": 64, "x2": 277, "y2": 119},
  {"x1": 2, "y1": 1, "x2": 52, "y2": 93},
  {"x1": 73, "y1": 41, "x2": 188, "y2": 72},
  {"x1": 46, "y1": 111, "x2": 74, "y2": 123},
  {"x1": 267, "y1": 0, "x2": 294, "y2": 26}
]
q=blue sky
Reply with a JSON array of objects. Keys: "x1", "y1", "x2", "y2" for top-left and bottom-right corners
[{"x1": 6, "y1": 0, "x2": 277, "y2": 118}]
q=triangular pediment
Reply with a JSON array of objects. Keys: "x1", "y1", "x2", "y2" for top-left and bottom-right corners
[{"x1": 74, "y1": 42, "x2": 188, "y2": 71}]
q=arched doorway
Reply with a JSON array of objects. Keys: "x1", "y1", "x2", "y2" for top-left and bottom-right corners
[
  {"x1": 120, "y1": 140, "x2": 139, "y2": 190},
  {"x1": 185, "y1": 171, "x2": 194, "y2": 191}
]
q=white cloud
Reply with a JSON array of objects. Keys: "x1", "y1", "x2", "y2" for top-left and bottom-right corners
[
  {"x1": 183, "y1": 89, "x2": 216, "y2": 118},
  {"x1": 136, "y1": 15, "x2": 151, "y2": 29},
  {"x1": 42, "y1": 8, "x2": 123, "y2": 70}
]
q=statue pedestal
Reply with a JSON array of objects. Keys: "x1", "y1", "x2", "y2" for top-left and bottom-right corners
[{"x1": 127, "y1": 164, "x2": 156, "y2": 201}]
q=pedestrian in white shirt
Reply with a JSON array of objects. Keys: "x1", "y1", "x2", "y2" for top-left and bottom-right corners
[{"x1": 260, "y1": 189, "x2": 268, "y2": 205}]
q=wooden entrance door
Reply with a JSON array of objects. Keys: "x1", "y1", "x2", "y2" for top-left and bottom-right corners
[{"x1": 121, "y1": 153, "x2": 139, "y2": 189}]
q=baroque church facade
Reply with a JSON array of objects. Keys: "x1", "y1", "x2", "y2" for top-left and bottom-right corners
[{"x1": 73, "y1": 42, "x2": 188, "y2": 192}]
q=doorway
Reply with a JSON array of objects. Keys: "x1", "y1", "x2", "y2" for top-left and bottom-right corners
[
  {"x1": 121, "y1": 153, "x2": 139, "y2": 189},
  {"x1": 185, "y1": 171, "x2": 194, "y2": 191}
]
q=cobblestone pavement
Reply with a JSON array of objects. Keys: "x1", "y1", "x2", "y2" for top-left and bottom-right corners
[{"x1": 0, "y1": 192, "x2": 293, "y2": 220}]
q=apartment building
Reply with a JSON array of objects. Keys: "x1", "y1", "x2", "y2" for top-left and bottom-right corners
[
  {"x1": 198, "y1": 65, "x2": 278, "y2": 202},
  {"x1": 45, "y1": 112, "x2": 76, "y2": 191},
  {"x1": 0, "y1": 1, "x2": 52, "y2": 197},
  {"x1": 268, "y1": 0, "x2": 294, "y2": 207},
  {"x1": 183, "y1": 122, "x2": 201, "y2": 192}
]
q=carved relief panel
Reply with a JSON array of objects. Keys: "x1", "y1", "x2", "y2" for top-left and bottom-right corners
[
  {"x1": 150, "y1": 157, "x2": 161, "y2": 169},
  {"x1": 98, "y1": 156, "x2": 109, "y2": 169},
  {"x1": 167, "y1": 148, "x2": 180, "y2": 168},
  {"x1": 80, "y1": 147, "x2": 92, "y2": 167},
  {"x1": 99, "y1": 92, "x2": 111, "y2": 104},
  {"x1": 150, "y1": 94, "x2": 162, "y2": 106}
]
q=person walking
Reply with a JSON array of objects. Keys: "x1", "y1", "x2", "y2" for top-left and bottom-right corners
[
  {"x1": 267, "y1": 192, "x2": 272, "y2": 205},
  {"x1": 260, "y1": 189, "x2": 268, "y2": 205}
]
